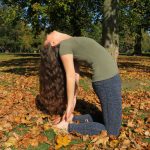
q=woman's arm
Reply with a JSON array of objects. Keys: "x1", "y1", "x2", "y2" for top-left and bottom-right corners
[
  {"x1": 60, "y1": 54, "x2": 75, "y2": 120},
  {"x1": 73, "y1": 61, "x2": 80, "y2": 110}
]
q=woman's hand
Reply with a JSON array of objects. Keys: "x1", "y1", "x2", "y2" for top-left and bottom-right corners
[
  {"x1": 52, "y1": 115, "x2": 61, "y2": 125},
  {"x1": 62, "y1": 105, "x2": 74, "y2": 122}
]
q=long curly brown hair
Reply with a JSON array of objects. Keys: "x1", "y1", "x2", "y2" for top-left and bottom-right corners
[{"x1": 38, "y1": 44, "x2": 67, "y2": 115}]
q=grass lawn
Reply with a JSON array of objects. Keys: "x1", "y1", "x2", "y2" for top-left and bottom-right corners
[{"x1": 0, "y1": 53, "x2": 149, "y2": 150}]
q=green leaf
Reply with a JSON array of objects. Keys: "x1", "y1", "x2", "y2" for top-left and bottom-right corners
[{"x1": 43, "y1": 129, "x2": 56, "y2": 141}]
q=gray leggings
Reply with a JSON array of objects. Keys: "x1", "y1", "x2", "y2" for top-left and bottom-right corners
[{"x1": 68, "y1": 74, "x2": 122, "y2": 136}]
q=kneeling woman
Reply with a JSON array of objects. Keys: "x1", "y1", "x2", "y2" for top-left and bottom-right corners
[{"x1": 44, "y1": 31, "x2": 122, "y2": 136}]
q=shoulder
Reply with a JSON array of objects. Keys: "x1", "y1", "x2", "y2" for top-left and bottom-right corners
[{"x1": 59, "y1": 38, "x2": 75, "y2": 56}]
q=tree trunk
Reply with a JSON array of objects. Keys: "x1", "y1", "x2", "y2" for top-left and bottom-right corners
[
  {"x1": 102, "y1": 0, "x2": 119, "y2": 62},
  {"x1": 134, "y1": 26, "x2": 142, "y2": 55},
  {"x1": 70, "y1": 2, "x2": 81, "y2": 36}
]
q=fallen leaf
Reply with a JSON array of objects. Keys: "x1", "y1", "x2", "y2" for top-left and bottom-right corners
[
  {"x1": 43, "y1": 123, "x2": 51, "y2": 131},
  {"x1": 134, "y1": 127, "x2": 144, "y2": 134},
  {"x1": 144, "y1": 131, "x2": 149, "y2": 136},
  {"x1": 30, "y1": 126, "x2": 41, "y2": 136},
  {"x1": 29, "y1": 138, "x2": 39, "y2": 147},
  {"x1": 109, "y1": 140, "x2": 119, "y2": 148},
  {"x1": 95, "y1": 137, "x2": 109, "y2": 147},
  {"x1": 36, "y1": 117, "x2": 43, "y2": 125},
  {"x1": 82, "y1": 135, "x2": 89, "y2": 141},
  {"x1": 118, "y1": 131, "x2": 127, "y2": 139},
  {"x1": 127, "y1": 120, "x2": 135, "y2": 127},
  {"x1": 55, "y1": 135, "x2": 71, "y2": 149},
  {"x1": 14, "y1": 116, "x2": 21, "y2": 123},
  {"x1": 4, "y1": 136, "x2": 17, "y2": 148},
  {"x1": 121, "y1": 139, "x2": 130, "y2": 149}
]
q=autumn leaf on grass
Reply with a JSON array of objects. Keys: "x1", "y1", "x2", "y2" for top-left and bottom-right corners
[
  {"x1": 0, "y1": 122, "x2": 12, "y2": 131},
  {"x1": 127, "y1": 120, "x2": 135, "y2": 128},
  {"x1": 55, "y1": 135, "x2": 71, "y2": 149},
  {"x1": 82, "y1": 135, "x2": 89, "y2": 142},
  {"x1": 134, "y1": 127, "x2": 144, "y2": 135},
  {"x1": 21, "y1": 116, "x2": 32, "y2": 125},
  {"x1": 109, "y1": 140, "x2": 119, "y2": 148},
  {"x1": 4, "y1": 136, "x2": 18, "y2": 148},
  {"x1": 36, "y1": 117, "x2": 43, "y2": 125},
  {"x1": 91, "y1": 131, "x2": 109, "y2": 147},
  {"x1": 43, "y1": 123, "x2": 51, "y2": 131},
  {"x1": 30, "y1": 126, "x2": 41, "y2": 136},
  {"x1": 95, "y1": 137, "x2": 109, "y2": 147},
  {"x1": 29, "y1": 138, "x2": 39, "y2": 147},
  {"x1": 118, "y1": 131, "x2": 127, "y2": 140},
  {"x1": 120, "y1": 139, "x2": 131, "y2": 149},
  {"x1": 14, "y1": 116, "x2": 21, "y2": 124}
]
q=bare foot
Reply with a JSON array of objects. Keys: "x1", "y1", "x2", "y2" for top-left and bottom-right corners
[{"x1": 55, "y1": 120, "x2": 69, "y2": 130}]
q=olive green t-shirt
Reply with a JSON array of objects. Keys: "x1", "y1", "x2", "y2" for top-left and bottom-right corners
[{"x1": 59, "y1": 37, "x2": 118, "y2": 82}]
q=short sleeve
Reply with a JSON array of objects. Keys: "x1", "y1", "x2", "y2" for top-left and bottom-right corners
[{"x1": 59, "y1": 41, "x2": 73, "y2": 56}]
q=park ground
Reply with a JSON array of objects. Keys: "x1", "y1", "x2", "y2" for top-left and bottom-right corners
[{"x1": 0, "y1": 54, "x2": 149, "y2": 150}]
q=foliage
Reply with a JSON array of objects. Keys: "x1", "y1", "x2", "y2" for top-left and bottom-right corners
[
  {"x1": 0, "y1": 0, "x2": 150, "y2": 53},
  {"x1": 0, "y1": 4, "x2": 45, "y2": 53},
  {"x1": 119, "y1": 0, "x2": 150, "y2": 54},
  {"x1": 1, "y1": 0, "x2": 102, "y2": 35},
  {"x1": 142, "y1": 31, "x2": 150, "y2": 53}
]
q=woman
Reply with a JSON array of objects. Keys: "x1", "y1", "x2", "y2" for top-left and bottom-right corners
[{"x1": 44, "y1": 31, "x2": 122, "y2": 136}]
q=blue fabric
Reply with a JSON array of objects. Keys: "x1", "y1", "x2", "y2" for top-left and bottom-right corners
[
  {"x1": 73, "y1": 114, "x2": 93, "y2": 123},
  {"x1": 68, "y1": 74, "x2": 122, "y2": 136}
]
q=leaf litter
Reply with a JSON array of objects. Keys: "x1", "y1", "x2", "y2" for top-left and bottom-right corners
[{"x1": 0, "y1": 55, "x2": 149, "y2": 149}]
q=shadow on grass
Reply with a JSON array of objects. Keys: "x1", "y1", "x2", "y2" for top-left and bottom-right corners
[
  {"x1": 14, "y1": 53, "x2": 40, "y2": 57},
  {"x1": 0, "y1": 57, "x2": 40, "y2": 76},
  {"x1": 35, "y1": 94, "x2": 104, "y2": 123},
  {"x1": 118, "y1": 62, "x2": 150, "y2": 72},
  {"x1": 1, "y1": 54, "x2": 149, "y2": 77},
  {"x1": 75, "y1": 99, "x2": 104, "y2": 123}
]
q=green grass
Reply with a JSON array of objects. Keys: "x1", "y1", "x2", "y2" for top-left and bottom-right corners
[
  {"x1": 12, "y1": 124, "x2": 30, "y2": 136},
  {"x1": 0, "y1": 53, "x2": 39, "y2": 61},
  {"x1": 79, "y1": 79, "x2": 91, "y2": 91},
  {"x1": 0, "y1": 80, "x2": 11, "y2": 87},
  {"x1": 27, "y1": 143, "x2": 50, "y2": 150},
  {"x1": 122, "y1": 79, "x2": 150, "y2": 92},
  {"x1": 43, "y1": 129, "x2": 56, "y2": 141},
  {"x1": 123, "y1": 107, "x2": 133, "y2": 115},
  {"x1": 143, "y1": 138, "x2": 150, "y2": 143}
]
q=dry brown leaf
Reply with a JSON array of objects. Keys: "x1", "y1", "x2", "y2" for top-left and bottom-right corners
[
  {"x1": 37, "y1": 134, "x2": 48, "y2": 143},
  {"x1": 99, "y1": 130, "x2": 107, "y2": 137},
  {"x1": 0, "y1": 131, "x2": 3, "y2": 139},
  {"x1": 82, "y1": 135, "x2": 89, "y2": 141},
  {"x1": 127, "y1": 120, "x2": 135, "y2": 128},
  {"x1": 36, "y1": 117, "x2": 43, "y2": 125},
  {"x1": 43, "y1": 123, "x2": 51, "y2": 131},
  {"x1": 134, "y1": 127, "x2": 144, "y2": 134},
  {"x1": 118, "y1": 131, "x2": 127, "y2": 140},
  {"x1": 95, "y1": 136, "x2": 109, "y2": 147},
  {"x1": 29, "y1": 138, "x2": 39, "y2": 147},
  {"x1": 91, "y1": 131, "x2": 109, "y2": 147},
  {"x1": 14, "y1": 116, "x2": 21, "y2": 123},
  {"x1": 121, "y1": 139, "x2": 130, "y2": 149},
  {"x1": 144, "y1": 131, "x2": 149, "y2": 136},
  {"x1": 87, "y1": 144, "x2": 95, "y2": 150},
  {"x1": 30, "y1": 126, "x2": 41, "y2": 136},
  {"x1": 109, "y1": 140, "x2": 119, "y2": 148}
]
